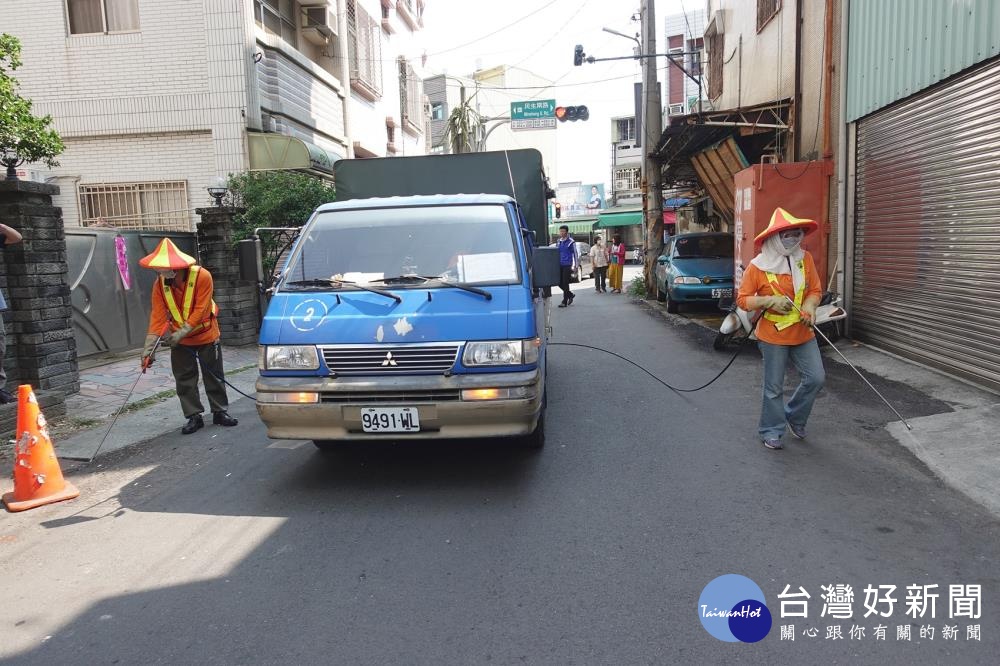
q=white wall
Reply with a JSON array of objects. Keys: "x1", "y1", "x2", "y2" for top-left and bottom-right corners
[
  {"x1": 346, "y1": 0, "x2": 428, "y2": 157},
  {"x1": 1, "y1": 0, "x2": 253, "y2": 228},
  {"x1": 706, "y1": 0, "x2": 797, "y2": 111}
]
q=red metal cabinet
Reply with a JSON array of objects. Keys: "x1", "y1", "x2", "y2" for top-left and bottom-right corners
[{"x1": 732, "y1": 162, "x2": 831, "y2": 292}]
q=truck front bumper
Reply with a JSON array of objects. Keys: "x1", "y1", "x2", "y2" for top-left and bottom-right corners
[{"x1": 256, "y1": 370, "x2": 543, "y2": 441}]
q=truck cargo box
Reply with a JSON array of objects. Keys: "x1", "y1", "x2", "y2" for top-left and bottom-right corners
[{"x1": 332, "y1": 149, "x2": 551, "y2": 242}]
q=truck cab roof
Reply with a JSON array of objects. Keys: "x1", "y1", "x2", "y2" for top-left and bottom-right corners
[{"x1": 315, "y1": 194, "x2": 516, "y2": 213}]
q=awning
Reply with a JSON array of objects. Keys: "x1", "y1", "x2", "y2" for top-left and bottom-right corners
[
  {"x1": 548, "y1": 221, "x2": 595, "y2": 235},
  {"x1": 248, "y1": 132, "x2": 344, "y2": 176},
  {"x1": 690, "y1": 137, "x2": 749, "y2": 222},
  {"x1": 597, "y1": 209, "x2": 644, "y2": 228}
]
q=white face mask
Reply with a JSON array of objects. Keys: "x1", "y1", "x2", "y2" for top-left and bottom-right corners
[
  {"x1": 779, "y1": 230, "x2": 804, "y2": 249},
  {"x1": 157, "y1": 270, "x2": 176, "y2": 280}
]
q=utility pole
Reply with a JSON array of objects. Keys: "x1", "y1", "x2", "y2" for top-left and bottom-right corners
[
  {"x1": 641, "y1": 0, "x2": 663, "y2": 293},
  {"x1": 457, "y1": 85, "x2": 467, "y2": 154}
]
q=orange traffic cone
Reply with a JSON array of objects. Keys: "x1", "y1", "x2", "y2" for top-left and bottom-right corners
[{"x1": 2, "y1": 385, "x2": 80, "y2": 512}]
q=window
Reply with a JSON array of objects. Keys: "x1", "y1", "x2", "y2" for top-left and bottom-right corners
[
  {"x1": 398, "y1": 58, "x2": 424, "y2": 132},
  {"x1": 707, "y1": 29, "x2": 723, "y2": 99},
  {"x1": 282, "y1": 205, "x2": 519, "y2": 288},
  {"x1": 78, "y1": 181, "x2": 190, "y2": 231},
  {"x1": 66, "y1": 0, "x2": 139, "y2": 34},
  {"x1": 347, "y1": 0, "x2": 383, "y2": 99},
  {"x1": 614, "y1": 167, "x2": 641, "y2": 191},
  {"x1": 617, "y1": 118, "x2": 636, "y2": 142},
  {"x1": 254, "y1": 0, "x2": 298, "y2": 48},
  {"x1": 430, "y1": 101, "x2": 446, "y2": 121},
  {"x1": 757, "y1": 0, "x2": 781, "y2": 32}
]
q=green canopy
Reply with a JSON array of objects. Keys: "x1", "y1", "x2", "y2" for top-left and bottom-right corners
[
  {"x1": 548, "y1": 221, "x2": 595, "y2": 235},
  {"x1": 597, "y1": 209, "x2": 644, "y2": 228}
]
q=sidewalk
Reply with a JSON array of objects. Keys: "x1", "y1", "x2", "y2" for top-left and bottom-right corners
[
  {"x1": 639, "y1": 295, "x2": 1000, "y2": 518},
  {"x1": 47, "y1": 344, "x2": 260, "y2": 461}
]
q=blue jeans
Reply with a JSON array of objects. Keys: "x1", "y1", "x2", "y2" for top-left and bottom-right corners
[{"x1": 757, "y1": 339, "x2": 826, "y2": 440}]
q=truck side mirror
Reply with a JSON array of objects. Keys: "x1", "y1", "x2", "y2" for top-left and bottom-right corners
[
  {"x1": 531, "y1": 246, "x2": 560, "y2": 289},
  {"x1": 237, "y1": 238, "x2": 264, "y2": 283}
]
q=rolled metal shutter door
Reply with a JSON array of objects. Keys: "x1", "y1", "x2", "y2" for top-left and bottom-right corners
[{"x1": 854, "y1": 57, "x2": 1000, "y2": 392}]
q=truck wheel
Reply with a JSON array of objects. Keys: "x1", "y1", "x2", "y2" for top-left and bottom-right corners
[{"x1": 524, "y1": 413, "x2": 545, "y2": 449}]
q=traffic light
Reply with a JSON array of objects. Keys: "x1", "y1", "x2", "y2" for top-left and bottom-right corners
[
  {"x1": 555, "y1": 105, "x2": 589, "y2": 122},
  {"x1": 574, "y1": 44, "x2": 584, "y2": 67},
  {"x1": 554, "y1": 202, "x2": 562, "y2": 219}
]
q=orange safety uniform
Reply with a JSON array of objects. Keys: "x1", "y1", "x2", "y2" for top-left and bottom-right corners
[
  {"x1": 147, "y1": 266, "x2": 221, "y2": 346},
  {"x1": 736, "y1": 252, "x2": 822, "y2": 346}
]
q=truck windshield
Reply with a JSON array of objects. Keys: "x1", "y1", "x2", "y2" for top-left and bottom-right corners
[{"x1": 281, "y1": 204, "x2": 519, "y2": 289}]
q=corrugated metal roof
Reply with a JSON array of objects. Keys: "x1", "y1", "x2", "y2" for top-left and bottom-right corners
[{"x1": 847, "y1": 0, "x2": 1000, "y2": 121}]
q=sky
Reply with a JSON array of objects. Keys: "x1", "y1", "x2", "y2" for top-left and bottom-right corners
[{"x1": 419, "y1": 0, "x2": 689, "y2": 189}]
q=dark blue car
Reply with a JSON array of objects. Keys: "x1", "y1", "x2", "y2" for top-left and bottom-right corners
[{"x1": 654, "y1": 232, "x2": 735, "y2": 313}]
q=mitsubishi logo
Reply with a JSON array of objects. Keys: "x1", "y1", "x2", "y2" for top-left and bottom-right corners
[{"x1": 381, "y1": 351, "x2": 398, "y2": 367}]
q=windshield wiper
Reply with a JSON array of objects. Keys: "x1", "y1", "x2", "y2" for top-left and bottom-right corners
[
  {"x1": 371, "y1": 275, "x2": 493, "y2": 300},
  {"x1": 284, "y1": 278, "x2": 401, "y2": 303}
]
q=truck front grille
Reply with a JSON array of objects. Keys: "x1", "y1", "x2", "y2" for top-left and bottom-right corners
[
  {"x1": 320, "y1": 390, "x2": 461, "y2": 403},
  {"x1": 320, "y1": 344, "x2": 460, "y2": 375}
]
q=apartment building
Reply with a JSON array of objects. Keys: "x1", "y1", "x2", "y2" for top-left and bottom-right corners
[
  {"x1": 663, "y1": 8, "x2": 706, "y2": 120},
  {"x1": 1, "y1": 0, "x2": 428, "y2": 230},
  {"x1": 610, "y1": 115, "x2": 640, "y2": 209}
]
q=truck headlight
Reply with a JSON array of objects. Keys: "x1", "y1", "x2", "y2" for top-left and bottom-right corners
[
  {"x1": 462, "y1": 339, "x2": 540, "y2": 366},
  {"x1": 674, "y1": 276, "x2": 701, "y2": 285},
  {"x1": 262, "y1": 345, "x2": 319, "y2": 370}
]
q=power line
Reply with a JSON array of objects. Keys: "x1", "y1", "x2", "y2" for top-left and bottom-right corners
[
  {"x1": 511, "y1": 0, "x2": 592, "y2": 69},
  {"x1": 422, "y1": 0, "x2": 563, "y2": 59}
]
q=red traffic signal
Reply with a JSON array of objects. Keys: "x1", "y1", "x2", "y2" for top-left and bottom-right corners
[
  {"x1": 554, "y1": 202, "x2": 562, "y2": 218},
  {"x1": 555, "y1": 105, "x2": 589, "y2": 122}
]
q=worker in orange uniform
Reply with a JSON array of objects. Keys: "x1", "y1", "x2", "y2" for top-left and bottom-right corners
[
  {"x1": 736, "y1": 208, "x2": 825, "y2": 451},
  {"x1": 139, "y1": 238, "x2": 238, "y2": 435}
]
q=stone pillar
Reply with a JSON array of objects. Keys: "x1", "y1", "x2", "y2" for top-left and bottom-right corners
[
  {"x1": 0, "y1": 180, "x2": 79, "y2": 430},
  {"x1": 195, "y1": 206, "x2": 259, "y2": 346}
]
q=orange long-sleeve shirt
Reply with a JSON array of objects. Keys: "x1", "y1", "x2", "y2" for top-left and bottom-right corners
[
  {"x1": 147, "y1": 267, "x2": 220, "y2": 346},
  {"x1": 736, "y1": 252, "x2": 822, "y2": 346}
]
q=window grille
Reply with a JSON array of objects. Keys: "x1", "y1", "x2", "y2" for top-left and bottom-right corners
[
  {"x1": 757, "y1": 0, "x2": 781, "y2": 32},
  {"x1": 347, "y1": 0, "x2": 383, "y2": 98},
  {"x1": 614, "y1": 167, "x2": 641, "y2": 191},
  {"x1": 617, "y1": 118, "x2": 636, "y2": 142},
  {"x1": 66, "y1": 0, "x2": 139, "y2": 34},
  {"x1": 399, "y1": 58, "x2": 424, "y2": 132},
  {"x1": 78, "y1": 181, "x2": 190, "y2": 231}
]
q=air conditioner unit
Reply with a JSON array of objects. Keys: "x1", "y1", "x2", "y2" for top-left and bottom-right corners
[
  {"x1": 668, "y1": 103, "x2": 685, "y2": 115},
  {"x1": 615, "y1": 179, "x2": 630, "y2": 191},
  {"x1": 302, "y1": 6, "x2": 335, "y2": 45}
]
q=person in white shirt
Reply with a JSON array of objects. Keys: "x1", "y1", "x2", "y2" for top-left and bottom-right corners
[{"x1": 589, "y1": 236, "x2": 609, "y2": 293}]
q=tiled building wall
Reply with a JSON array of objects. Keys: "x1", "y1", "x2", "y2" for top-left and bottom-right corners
[{"x1": 1, "y1": 0, "x2": 252, "y2": 229}]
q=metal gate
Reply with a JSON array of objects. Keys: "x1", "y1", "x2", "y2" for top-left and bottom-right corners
[
  {"x1": 67, "y1": 229, "x2": 197, "y2": 358},
  {"x1": 853, "y1": 57, "x2": 1000, "y2": 392}
]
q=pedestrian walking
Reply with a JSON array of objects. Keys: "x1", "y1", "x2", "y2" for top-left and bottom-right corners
[
  {"x1": 608, "y1": 234, "x2": 627, "y2": 293},
  {"x1": 736, "y1": 208, "x2": 825, "y2": 451},
  {"x1": 555, "y1": 225, "x2": 577, "y2": 307},
  {"x1": 0, "y1": 222, "x2": 23, "y2": 404},
  {"x1": 590, "y1": 236, "x2": 608, "y2": 293},
  {"x1": 139, "y1": 238, "x2": 238, "y2": 435}
]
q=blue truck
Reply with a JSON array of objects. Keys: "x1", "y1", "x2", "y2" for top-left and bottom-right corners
[{"x1": 244, "y1": 149, "x2": 559, "y2": 449}]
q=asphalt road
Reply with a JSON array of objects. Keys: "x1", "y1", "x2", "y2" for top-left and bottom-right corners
[{"x1": 2, "y1": 277, "x2": 998, "y2": 664}]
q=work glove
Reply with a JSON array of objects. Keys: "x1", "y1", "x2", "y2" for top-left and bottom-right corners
[
  {"x1": 167, "y1": 324, "x2": 193, "y2": 348},
  {"x1": 759, "y1": 295, "x2": 793, "y2": 314},
  {"x1": 800, "y1": 302, "x2": 817, "y2": 325},
  {"x1": 140, "y1": 333, "x2": 158, "y2": 369}
]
